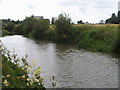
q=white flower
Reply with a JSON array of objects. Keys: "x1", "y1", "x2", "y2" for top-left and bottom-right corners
[
  {"x1": 34, "y1": 79, "x2": 39, "y2": 83},
  {"x1": 27, "y1": 78, "x2": 31, "y2": 82},
  {"x1": 6, "y1": 75, "x2": 10, "y2": 78},
  {"x1": 33, "y1": 67, "x2": 41, "y2": 77},
  {"x1": 25, "y1": 65, "x2": 28, "y2": 69},
  {"x1": 30, "y1": 81, "x2": 33, "y2": 85},
  {"x1": 27, "y1": 68, "x2": 31, "y2": 72},
  {"x1": 27, "y1": 83, "x2": 29, "y2": 86},
  {"x1": 21, "y1": 75, "x2": 25, "y2": 79},
  {"x1": 3, "y1": 79, "x2": 9, "y2": 86},
  {"x1": 37, "y1": 67, "x2": 41, "y2": 72}
]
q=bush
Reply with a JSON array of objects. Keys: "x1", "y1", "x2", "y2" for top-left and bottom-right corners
[
  {"x1": 13, "y1": 24, "x2": 23, "y2": 35},
  {"x1": 30, "y1": 18, "x2": 49, "y2": 39},
  {"x1": 76, "y1": 25, "x2": 118, "y2": 52},
  {"x1": 1, "y1": 41, "x2": 45, "y2": 89},
  {"x1": 0, "y1": 30, "x2": 11, "y2": 37},
  {"x1": 55, "y1": 13, "x2": 73, "y2": 43}
]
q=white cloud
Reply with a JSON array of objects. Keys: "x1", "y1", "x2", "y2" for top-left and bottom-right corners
[{"x1": 0, "y1": 0, "x2": 119, "y2": 23}]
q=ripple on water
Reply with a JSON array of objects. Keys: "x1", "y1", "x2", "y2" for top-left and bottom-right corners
[{"x1": 0, "y1": 35, "x2": 118, "y2": 88}]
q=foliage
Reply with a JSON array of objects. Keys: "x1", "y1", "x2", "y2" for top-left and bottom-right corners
[
  {"x1": 22, "y1": 16, "x2": 36, "y2": 37},
  {"x1": 0, "y1": 41, "x2": 45, "y2": 89},
  {"x1": 55, "y1": 13, "x2": 73, "y2": 43},
  {"x1": 21, "y1": 15, "x2": 49, "y2": 39},
  {"x1": 2, "y1": 19, "x2": 21, "y2": 36},
  {"x1": 46, "y1": 25, "x2": 57, "y2": 41},
  {"x1": 106, "y1": 13, "x2": 118, "y2": 24},
  {"x1": 113, "y1": 25, "x2": 120, "y2": 53},
  {"x1": 13, "y1": 24, "x2": 23, "y2": 35},
  {"x1": 1, "y1": 13, "x2": 120, "y2": 53},
  {"x1": 77, "y1": 20, "x2": 84, "y2": 24},
  {"x1": 29, "y1": 17, "x2": 49, "y2": 39},
  {"x1": 0, "y1": 30, "x2": 11, "y2": 37},
  {"x1": 76, "y1": 25, "x2": 118, "y2": 52},
  {"x1": 51, "y1": 17, "x2": 55, "y2": 25}
]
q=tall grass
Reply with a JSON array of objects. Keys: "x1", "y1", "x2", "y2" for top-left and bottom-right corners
[
  {"x1": 48, "y1": 24, "x2": 119, "y2": 53},
  {"x1": 74, "y1": 25, "x2": 118, "y2": 52}
]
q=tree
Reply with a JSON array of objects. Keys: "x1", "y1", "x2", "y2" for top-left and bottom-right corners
[
  {"x1": 13, "y1": 24, "x2": 23, "y2": 35},
  {"x1": 77, "y1": 20, "x2": 84, "y2": 24},
  {"x1": 99, "y1": 20, "x2": 105, "y2": 24},
  {"x1": 30, "y1": 18, "x2": 49, "y2": 39},
  {"x1": 51, "y1": 17, "x2": 55, "y2": 24},
  {"x1": 118, "y1": 11, "x2": 120, "y2": 24},
  {"x1": 106, "y1": 13, "x2": 118, "y2": 24},
  {"x1": 22, "y1": 16, "x2": 36, "y2": 36},
  {"x1": 45, "y1": 19, "x2": 50, "y2": 24},
  {"x1": 5, "y1": 22, "x2": 15, "y2": 32},
  {"x1": 55, "y1": 13, "x2": 73, "y2": 43}
]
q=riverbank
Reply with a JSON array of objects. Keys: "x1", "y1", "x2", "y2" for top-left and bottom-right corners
[
  {"x1": 2, "y1": 24, "x2": 119, "y2": 54},
  {"x1": 47, "y1": 24, "x2": 119, "y2": 53}
]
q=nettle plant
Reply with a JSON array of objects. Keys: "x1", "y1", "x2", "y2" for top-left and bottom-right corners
[{"x1": 0, "y1": 40, "x2": 45, "y2": 88}]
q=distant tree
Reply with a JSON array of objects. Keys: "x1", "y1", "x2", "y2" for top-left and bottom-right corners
[
  {"x1": 85, "y1": 21, "x2": 89, "y2": 24},
  {"x1": 77, "y1": 20, "x2": 84, "y2": 24},
  {"x1": 5, "y1": 22, "x2": 15, "y2": 32},
  {"x1": 99, "y1": 20, "x2": 105, "y2": 24},
  {"x1": 30, "y1": 18, "x2": 49, "y2": 39},
  {"x1": 51, "y1": 17, "x2": 55, "y2": 24},
  {"x1": 13, "y1": 24, "x2": 23, "y2": 35},
  {"x1": 118, "y1": 11, "x2": 120, "y2": 24},
  {"x1": 106, "y1": 13, "x2": 118, "y2": 24}
]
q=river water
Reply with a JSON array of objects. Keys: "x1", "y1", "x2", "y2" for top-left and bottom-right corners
[{"x1": 0, "y1": 35, "x2": 118, "y2": 88}]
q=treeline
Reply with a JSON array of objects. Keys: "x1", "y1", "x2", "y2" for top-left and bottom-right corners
[
  {"x1": 106, "y1": 11, "x2": 120, "y2": 24},
  {"x1": 76, "y1": 11, "x2": 120, "y2": 24},
  {"x1": 1, "y1": 13, "x2": 120, "y2": 53},
  {"x1": 1, "y1": 19, "x2": 22, "y2": 36}
]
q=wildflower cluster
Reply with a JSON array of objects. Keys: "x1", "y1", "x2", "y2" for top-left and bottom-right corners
[{"x1": 1, "y1": 40, "x2": 45, "y2": 89}]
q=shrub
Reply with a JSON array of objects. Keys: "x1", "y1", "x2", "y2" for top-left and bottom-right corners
[
  {"x1": 0, "y1": 41, "x2": 45, "y2": 89},
  {"x1": 30, "y1": 18, "x2": 49, "y2": 39},
  {"x1": 55, "y1": 13, "x2": 73, "y2": 43},
  {"x1": 0, "y1": 30, "x2": 11, "y2": 37}
]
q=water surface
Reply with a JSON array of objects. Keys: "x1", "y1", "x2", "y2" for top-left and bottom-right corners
[{"x1": 0, "y1": 35, "x2": 118, "y2": 88}]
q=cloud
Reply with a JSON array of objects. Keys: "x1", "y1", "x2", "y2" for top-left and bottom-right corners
[
  {"x1": 27, "y1": 4, "x2": 35, "y2": 9},
  {"x1": 0, "y1": 0, "x2": 119, "y2": 23}
]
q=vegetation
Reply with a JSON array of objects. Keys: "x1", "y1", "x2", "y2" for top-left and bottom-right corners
[
  {"x1": 1, "y1": 41, "x2": 45, "y2": 89},
  {"x1": 0, "y1": 30, "x2": 11, "y2": 37},
  {"x1": 1, "y1": 12, "x2": 120, "y2": 53},
  {"x1": 54, "y1": 13, "x2": 73, "y2": 43},
  {"x1": 105, "y1": 12, "x2": 119, "y2": 24},
  {"x1": 77, "y1": 20, "x2": 84, "y2": 24},
  {"x1": 74, "y1": 25, "x2": 118, "y2": 52}
]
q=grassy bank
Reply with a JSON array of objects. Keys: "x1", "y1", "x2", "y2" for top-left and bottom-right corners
[
  {"x1": 47, "y1": 24, "x2": 119, "y2": 53},
  {"x1": 73, "y1": 25, "x2": 118, "y2": 52},
  {"x1": 0, "y1": 30, "x2": 12, "y2": 37}
]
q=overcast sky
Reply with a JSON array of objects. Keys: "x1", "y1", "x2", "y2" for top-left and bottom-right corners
[{"x1": 0, "y1": 0, "x2": 119, "y2": 23}]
